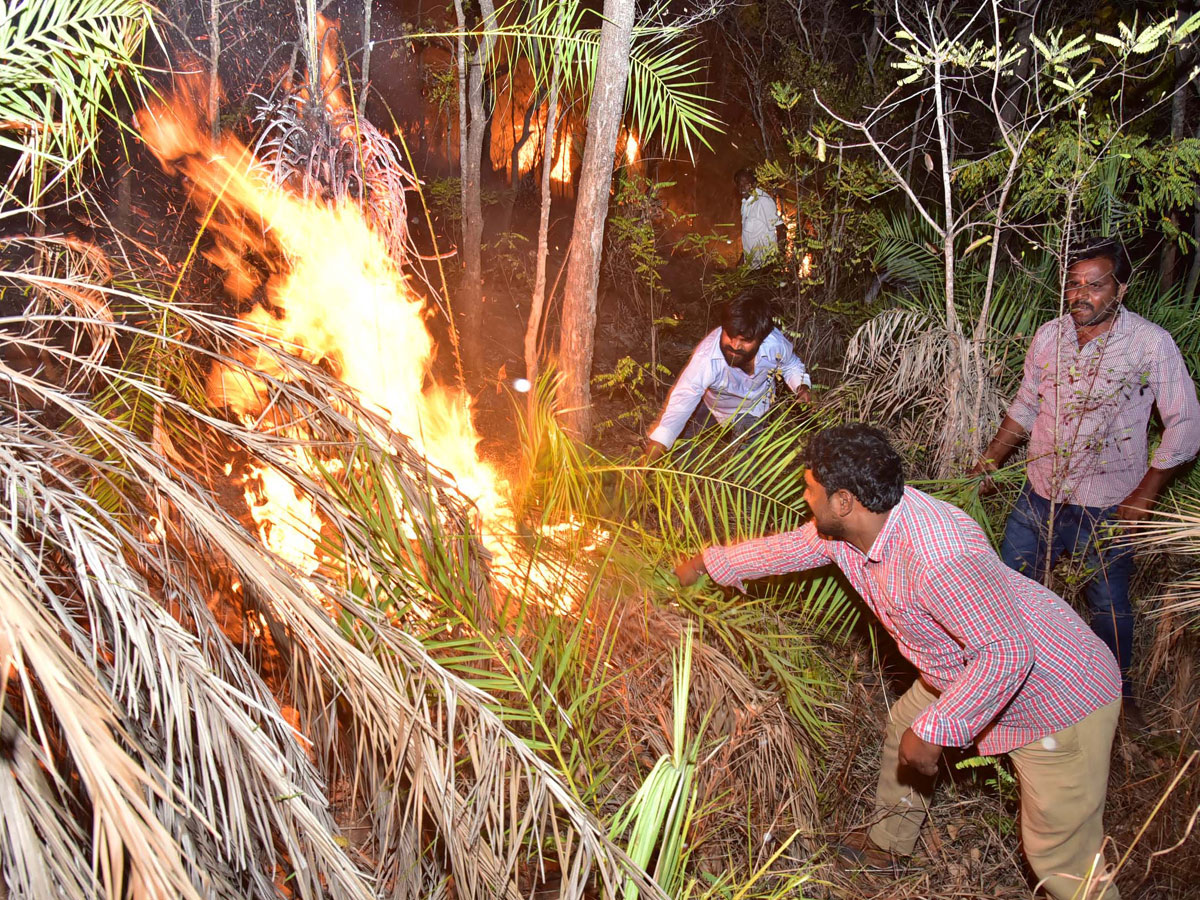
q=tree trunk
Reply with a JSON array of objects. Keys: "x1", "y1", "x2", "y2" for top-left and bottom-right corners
[
  {"x1": 208, "y1": 0, "x2": 221, "y2": 140},
  {"x1": 453, "y1": 0, "x2": 497, "y2": 366},
  {"x1": 359, "y1": 0, "x2": 372, "y2": 115},
  {"x1": 525, "y1": 65, "x2": 560, "y2": 423},
  {"x1": 557, "y1": 0, "x2": 636, "y2": 439},
  {"x1": 1160, "y1": 60, "x2": 1191, "y2": 290}
]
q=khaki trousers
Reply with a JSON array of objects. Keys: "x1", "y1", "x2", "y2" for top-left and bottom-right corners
[{"x1": 868, "y1": 679, "x2": 1121, "y2": 900}]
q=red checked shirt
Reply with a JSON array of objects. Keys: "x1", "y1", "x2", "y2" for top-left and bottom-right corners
[
  {"x1": 701, "y1": 487, "x2": 1121, "y2": 755},
  {"x1": 1008, "y1": 308, "x2": 1200, "y2": 508}
]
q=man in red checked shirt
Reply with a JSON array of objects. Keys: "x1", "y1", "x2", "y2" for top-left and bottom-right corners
[{"x1": 676, "y1": 424, "x2": 1121, "y2": 899}]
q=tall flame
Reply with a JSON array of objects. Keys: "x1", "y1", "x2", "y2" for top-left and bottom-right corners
[{"x1": 139, "y1": 79, "x2": 545, "y2": 598}]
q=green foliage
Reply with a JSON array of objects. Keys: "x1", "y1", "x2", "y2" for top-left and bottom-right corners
[
  {"x1": 605, "y1": 172, "x2": 686, "y2": 313},
  {"x1": 422, "y1": 60, "x2": 458, "y2": 118},
  {"x1": 484, "y1": 230, "x2": 532, "y2": 292},
  {"x1": 957, "y1": 122, "x2": 1200, "y2": 248},
  {"x1": 424, "y1": 176, "x2": 500, "y2": 229},
  {"x1": 427, "y1": 0, "x2": 723, "y2": 159},
  {"x1": 521, "y1": 377, "x2": 851, "y2": 745},
  {"x1": 323, "y1": 441, "x2": 624, "y2": 808},
  {"x1": 609, "y1": 630, "x2": 699, "y2": 900},
  {"x1": 954, "y1": 755, "x2": 1018, "y2": 836},
  {"x1": 592, "y1": 354, "x2": 673, "y2": 438},
  {"x1": 0, "y1": 0, "x2": 156, "y2": 208}
]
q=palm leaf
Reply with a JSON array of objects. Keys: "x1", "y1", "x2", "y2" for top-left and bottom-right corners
[{"x1": 0, "y1": 0, "x2": 155, "y2": 208}]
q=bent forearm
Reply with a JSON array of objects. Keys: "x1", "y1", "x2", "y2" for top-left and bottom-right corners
[
  {"x1": 1120, "y1": 465, "x2": 1179, "y2": 519},
  {"x1": 978, "y1": 415, "x2": 1029, "y2": 470}
]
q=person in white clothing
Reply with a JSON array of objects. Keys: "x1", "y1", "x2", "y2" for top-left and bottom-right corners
[
  {"x1": 644, "y1": 291, "x2": 812, "y2": 463},
  {"x1": 736, "y1": 168, "x2": 786, "y2": 267}
]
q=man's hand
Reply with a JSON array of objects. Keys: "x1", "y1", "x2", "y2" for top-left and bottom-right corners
[
  {"x1": 967, "y1": 458, "x2": 999, "y2": 497},
  {"x1": 794, "y1": 385, "x2": 812, "y2": 405},
  {"x1": 674, "y1": 553, "x2": 707, "y2": 587},
  {"x1": 1115, "y1": 491, "x2": 1154, "y2": 524},
  {"x1": 970, "y1": 415, "x2": 1028, "y2": 498},
  {"x1": 1116, "y1": 466, "x2": 1175, "y2": 524},
  {"x1": 644, "y1": 440, "x2": 667, "y2": 466},
  {"x1": 897, "y1": 727, "x2": 942, "y2": 777}
]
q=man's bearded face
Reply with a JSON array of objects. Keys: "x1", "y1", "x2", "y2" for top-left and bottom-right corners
[
  {"x1": 720, "y1": 330, "x2": 761, "y2": 368},
  {"x1": 803, "y1": 470, "x2": 848, "y2": 541}
]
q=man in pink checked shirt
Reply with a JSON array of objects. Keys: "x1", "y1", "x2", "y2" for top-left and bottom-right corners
[
  {"x1": 971, "y1": 237, "x2": 1200, "y2": 729},
  {"x1": 676, "y1": 424, "x2": 1121, "y2": 900}
]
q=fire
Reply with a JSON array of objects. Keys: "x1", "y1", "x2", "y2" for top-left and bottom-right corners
[
  {"x1": 624, "y1": 133, "x2": 639, "y2": 165},
  {"x1": 551, "y1": 132, "x2": 573, "y2": 185},
  {"x1": 799, "y1": 253, "x2": 813, "y2": 278},
  {"x1": 140, "y1": 78, "x2": 590, "y2": 611}
]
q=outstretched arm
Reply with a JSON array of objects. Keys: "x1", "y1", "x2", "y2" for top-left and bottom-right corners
[{"x1": 675, "y1": 523, "x2": 833, "y2": 591}]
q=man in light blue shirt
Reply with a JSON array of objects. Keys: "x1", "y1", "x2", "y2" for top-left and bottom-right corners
[{"x1": 644, "y1": 291, "x2": 811, "y2": 462}]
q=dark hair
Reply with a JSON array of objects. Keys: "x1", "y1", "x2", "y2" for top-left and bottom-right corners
[
  {"x1": 802, "y1": 424, "x2": 905, "y2": 513},
  {"x1": 733, "y1": 167, "x2": 756, "y2": 185},
  {"x1": 721, "y1": 290, "x2": 774, "y2": 342},
  {"x1": 1068, "y1": 237, "x2": 1132, "y2": 285}
]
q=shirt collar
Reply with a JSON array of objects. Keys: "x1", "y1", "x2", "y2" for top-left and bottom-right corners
[{"x1": 863, "y1": 489, "x2": 908, "y2": 563}]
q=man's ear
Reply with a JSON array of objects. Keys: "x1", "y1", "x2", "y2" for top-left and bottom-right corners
[{"x1": 831, "y1": 488, "x2": 855, "y2": 517}]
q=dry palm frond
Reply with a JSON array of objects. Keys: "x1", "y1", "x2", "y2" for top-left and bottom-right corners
[
  {"x1": 6, "y1": 235, "x2": 117, "y2": 380},
  {"x1": 838, "y1": 307, "x2": 1006, "y2": 476},
  {"x1": 251, "y1": 88, "x2": 418, "y2": 265},
  {"x1": 0, "y1": 258, "x2": 667, "y2": 899},
  {"x1": 1127, "y1": 506, "x2": 1200, "y2": 621}
]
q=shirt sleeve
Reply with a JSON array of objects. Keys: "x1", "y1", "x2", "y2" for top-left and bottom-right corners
[
  {"x1": 909, "y1": 552, "x2": 1035, "y2": 748},
  {"x1": 1006, "y1": 327, "x2": 1047, "y2": 432},
  {"x1": 1148, "y1": 333, "x2": 1200, "y2": 470},
  {"x1": 701, "y1": 522, "x2": 833, "y2": 591},
  {"x1": 648, "y1": 349, "x2": 713, "y2": 449}
]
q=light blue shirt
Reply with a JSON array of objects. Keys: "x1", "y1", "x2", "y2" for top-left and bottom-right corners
[{"x1": 648, "y1": 327, "x2": 810, "y2": 448}]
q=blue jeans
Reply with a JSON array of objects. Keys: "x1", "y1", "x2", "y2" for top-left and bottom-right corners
[{"x1": 999, "y1": 482, "x2": 1136, "y2": 697}]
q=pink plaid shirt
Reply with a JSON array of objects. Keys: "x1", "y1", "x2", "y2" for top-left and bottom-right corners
[
  {"x1": 1008, "y1": 308, "x2": 1200, "y2": 508},
  {"x1": 702, "y1": 488, "x2": 1121, "y2": 754}
]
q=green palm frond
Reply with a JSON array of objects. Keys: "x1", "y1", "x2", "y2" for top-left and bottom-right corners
[
  {"x1": 452, "y1": 0, "x2": 721, "y2": 158},
  {"x1": 0, "y1": 0, "x2": 155, "y2": 208},
  {"x1": 870, "y1": 211, "x2": 942, "y2": 291}
]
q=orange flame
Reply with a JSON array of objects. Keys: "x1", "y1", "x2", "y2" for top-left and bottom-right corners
[
  {"x1": 551, "y1": 131, "x2": 573, "y2": 185},
  {"x1": 137, "y1": 78, "x2": 594, "y2": 607}
]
